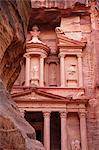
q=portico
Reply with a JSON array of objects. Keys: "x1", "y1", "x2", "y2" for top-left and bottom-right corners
[{"x1": 12, "y1": 87, "x2": 88, "y2": 150}]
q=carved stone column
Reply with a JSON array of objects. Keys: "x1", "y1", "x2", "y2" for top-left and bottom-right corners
[
  {"x1": 60, "y1": 111, "x2": 68, "y2": 150},
  {"x1": 59, "y1": 54, "x2": 65, "y2": 87},
  {"x1": 25, "y1": 55, "x2": 30, "y2": 86},
  {"x1": 79, "y1": 112, "x2": 88, "y2": 150},
  {"x1": 56, "y1": 62, "x2": 60, "y2": 86},
  {"x1": 44, "y1": 61, "x2": 48, "y2": 86},
  {"x1": 40, "y1": 56, "x2": 45, "y2": 87},
  {"x1": 43, "y1": 111, "x2": 51, "y2": 150},
  {"x1": 77, "y1": 54, "x2": 83, "y2": 87}
]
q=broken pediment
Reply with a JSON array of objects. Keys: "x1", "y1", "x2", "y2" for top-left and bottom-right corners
[{"x1": 55, "y1": 27, "x2": 86, "y2": 49}]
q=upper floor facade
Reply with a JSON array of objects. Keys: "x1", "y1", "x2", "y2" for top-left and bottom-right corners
[{"x1": 15, "y1": 19, "x2": 86, "y2": 90}]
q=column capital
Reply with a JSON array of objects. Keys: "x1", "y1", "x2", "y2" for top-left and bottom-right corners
[
  {"x1": 79, "y1": 111, "x2": 87, "y2": 118},
  {"x1": 40, "y1": 54, "x2": 46, "y2": 59},
  {"x1": 60, "y1": 111, "x2": 68, "y2": 150},
  {"x1": 77, "y1": 54, "x2": 82, "y2": 58},
  {"x1": 58, "y1": 53, "x2": 65, "y2": 58},
  {"x1": 24, "y1": 53, "x2": 30, "y2": 58},
  {"x1": 60, "y1": 111, "x2": 67, "y2": 118},
  {"x1": 43, "y1": 111, "x2": 51, "y2": 118}
]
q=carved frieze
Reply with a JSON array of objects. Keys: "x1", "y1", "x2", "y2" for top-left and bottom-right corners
[{"x1": 71, "y1": 139, "x2": 81, "y2": 150}]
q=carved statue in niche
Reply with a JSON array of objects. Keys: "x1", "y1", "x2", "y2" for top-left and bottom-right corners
[
  {"x1": 30, "y1": 65, "x2": 39, "y2": 86},
  {"x1": 68, "y1": 64, "x2": 76, "y2": 75},
  {"x1": 32, "y1": 66, "x2": 39, "y2": 78},
  {"x1": 67, "y1": 64, "x2": 77, "y2": 80},
  {"x1": 71, "y1": 140, "x2": 81, "y2": 150}
]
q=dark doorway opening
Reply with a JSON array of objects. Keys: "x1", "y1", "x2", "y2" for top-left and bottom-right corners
[
  {"x1": 51, "y1": 112, "x2": 61, "y2": 150},
  {"x1": 25, "y1": 111, "x2": 44, "y2": 143}
]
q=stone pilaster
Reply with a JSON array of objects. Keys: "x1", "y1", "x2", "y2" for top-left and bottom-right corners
[
  {"x1": 43, "y1": 111, "x2": 51, "y2": 150},
  {"x1": 79, "y1": 112, "x2": 88, "y2": 150},
  {"x1": 60, "y1": 111, "x2": 68, "y2": 150},
  {"x1": 77, "y1": 54, "x2": 83, "y2": 87},
  {"x1": 25, "y1": 55, "x2": 30, "y2": 86},
  {"x1": 59, "y1": 54, "x2": 65, "y2": 87},
  {"x1": 40, "y1": 56, "x2": 44, "y2": 87}
]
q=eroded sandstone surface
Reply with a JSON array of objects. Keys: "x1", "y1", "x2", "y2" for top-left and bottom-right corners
[
  {"x1": 0, "y1": 0, "x2": 45, "y2": 150},
  {"x1": 0, "y1": 80, "x2": 45, "y2": 150}
]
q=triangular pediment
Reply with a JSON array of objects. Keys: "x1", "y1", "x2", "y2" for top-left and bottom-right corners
[
  {"x1": 57, "y1": 34, "x2": 86, "y2": 49},
  {"x1": 12, "y1": 88, "x2": 66, "y2": 102},
  {"x1": 12, "y1": 87, "x2": 88, "y2": 104}
]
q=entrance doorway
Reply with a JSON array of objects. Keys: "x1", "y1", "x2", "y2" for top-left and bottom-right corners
[
  {"x1": 25, "y1": 111, "x2": 61, "y2": 150},
  {"x1": 51, "y1": 112, "x2": 61, "y2": 150},
  {"x1": 25, "y1": 111, "x2": 44, "y2": 143}
]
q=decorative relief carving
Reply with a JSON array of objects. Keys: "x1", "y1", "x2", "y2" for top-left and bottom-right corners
[
  {"x1": 43, "y1": 112, "x2": 51, "y2": 118},
  {"x1": 30, "y1": 56, "x2": 40, "y2": 86},
  {"x1": 79, "y1": 112, "x2": 86, "y2": 118},
  {"x1": 89, "y1": 98, "x2": 98, "y2": 108},
  {"x1": 32, "y1": 66, "x2": 39, "y2": 78},
  {"x1": 65, "y1": 56, "x2": 78, "y2": 87},
  {"x1": 27, "y1": 25, "x2": 42, "y2": 44},
  {"x1": 31, "y1": 91, "x2": 36, "y2": 99},
  {"x1": 73, "y1": 91, "x2": 84, "y2": 99},
  {"x1": 67, "y1": 64, "x2": 77, "y2": 77},
  {"x1": 55, "y1": 27, "x2": 65, "y2": 35},
  {"x1": 71, "y1": 140, "x2": 81, "y2": 150},
  {"x1": 60, "y1": 112, "x2": 67, "y2": 118}
]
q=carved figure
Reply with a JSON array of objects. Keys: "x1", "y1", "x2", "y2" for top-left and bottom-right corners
[
  {"x1": 68, "y1": 64, "x2": 76, "y2": 76},
  {"x1": 71, "y1": 140, "x2": 80, "y2": 150},
  {"x1": 32, "y1": 66, "x2": 38, "y2": 78}
]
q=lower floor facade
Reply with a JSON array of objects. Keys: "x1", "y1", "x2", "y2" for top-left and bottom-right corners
[{"x1": 12, "y1": 87, "x2": 88, "y2": 150}]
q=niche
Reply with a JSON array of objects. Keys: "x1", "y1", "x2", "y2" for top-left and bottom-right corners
[
  {"x1": 30, "y1": 56, "x2": 40, "y2": 86},
  {"x1": 65, "y1": 55, "x2": 78, "y2": 87},
  {"x1": 48, "y1": 62, "x2": 57, "y2": 86}
]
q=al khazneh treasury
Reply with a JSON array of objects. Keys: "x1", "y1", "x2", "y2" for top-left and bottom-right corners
[{"x1": 11, "y1": 1, "x2": 99, "y2": 150}]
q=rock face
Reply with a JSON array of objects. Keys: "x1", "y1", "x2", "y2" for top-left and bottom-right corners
[
  {"x1": 0, "y1": 0, "x2": 31, "y2": 91},
  {"x1": 0, "y1": 0, "x2": 45, "y2": 150},
  {"x1": 0, "y1": 80, "x2": 45, "y2": 150}
]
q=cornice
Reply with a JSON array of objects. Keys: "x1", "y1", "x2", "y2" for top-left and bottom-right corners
[
  {"x1": 57, "y1": 34, "x2": 86, "y2": 49},
  {"x1": 12, "y1": 87, "x2": 89, "y2": 104},
  {"x1": 26, "y1": 42, "x2": 50, "y2": 54}
]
